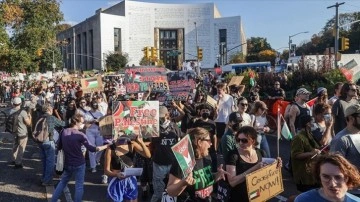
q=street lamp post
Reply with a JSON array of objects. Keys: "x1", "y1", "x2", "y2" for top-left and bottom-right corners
[{"x1": 288, "y1": 31, "x2": 309, "y2": 61}]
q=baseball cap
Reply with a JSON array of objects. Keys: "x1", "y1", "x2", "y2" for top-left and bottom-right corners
[
  {"x1": 344, "y1": 104, "x2": 360, "y2": 117},
  {"x1": 13, "y1": 97, "x2": 22, "y2": 105},
  {"x1": 228, "y1": 112, "x2": 243, "y2": 124},
  {"x1": 296, "y1": 88, "x2": 311, "y2": 96},
  {"x1": 317, "y1": 87, "x2": 327, "y2": 95},
  {"x1": 159, "y1": 106, "x2": 169, "y2": 118}
]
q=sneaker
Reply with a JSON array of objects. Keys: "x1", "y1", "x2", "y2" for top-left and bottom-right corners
[
  {"x1": 91, "y1": 168, "x2": 97, "y2": 173},
  {"x1": 14, "y1": 164, "x2": 23, "y2": 169},
  {"x1": 101, "y1": 175, "x2": 108, "y2": 184}
]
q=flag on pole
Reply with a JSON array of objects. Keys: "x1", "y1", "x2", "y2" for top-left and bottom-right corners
[{"x1": 281, "y1": 118, "x2": 292, "y2": 140}]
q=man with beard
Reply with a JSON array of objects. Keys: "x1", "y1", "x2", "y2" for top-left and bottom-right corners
[
  {"x1": 288, "y1": 88, "x2": 312, "y2": 136},
  {"x1": 330, "y1": 104, "x2": 360, "y2": 196},
  {"x1": 332, "y1": 82, "x2": 359, "y2": 134}
]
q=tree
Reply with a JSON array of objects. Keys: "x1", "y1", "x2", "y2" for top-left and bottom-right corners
[
  {"x1": 258, "y1": 50, "x2": 276, "y2": 65},
  {"x1": 105, "y1": 52, "x2": 129, "y2": 71},
  {"x1": 0, "y1": 0, "x2": 63, "y2": 72},
  {"x1": 246, "y1": 37, "x2": 272, "y2": 62},
  {"x1": 229, "y1": 51, "x2": 246, "y2": 63},
  {"x1": 139, "y1": 56, "x2": 151, "y2": 66}
]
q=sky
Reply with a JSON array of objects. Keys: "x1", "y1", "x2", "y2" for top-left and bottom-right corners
[{"x1": 60, "y1": 0, "x2": 360, "y2": 51}]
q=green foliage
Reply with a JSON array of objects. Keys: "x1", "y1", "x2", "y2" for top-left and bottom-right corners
[
  {"x1": 105, "y1": 52, "x2": 129, "y2": 71},
  {"x1": 0, "y1": 0, "x2": 63, "y2": 72},
  {"x1": 229, "y1": 51, "x2": 246, "y2": 63},
  {"x1": 39, "y1": 47, "x2": 62, "y2": 72},
  {"x1": 139, "y1": 56, "x2": 151, "y2": 66}
]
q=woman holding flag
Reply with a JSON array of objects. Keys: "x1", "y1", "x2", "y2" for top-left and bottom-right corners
[{"x1": 166, "y1": 127, "x2": 229, "y2": 201}]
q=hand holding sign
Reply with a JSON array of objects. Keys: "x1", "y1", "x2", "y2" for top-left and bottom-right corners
[{"x1": 183, "y1": 172, "x2": 195, "y2": 186}]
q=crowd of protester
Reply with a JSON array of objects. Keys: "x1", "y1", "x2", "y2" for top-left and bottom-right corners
[{"x1": 3, "y1": 71, "x2": 360, "y2": 202}]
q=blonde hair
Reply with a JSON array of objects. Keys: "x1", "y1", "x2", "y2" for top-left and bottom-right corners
[{"x1": 188, "y1": 127, "x2": 210, "y2": 159}]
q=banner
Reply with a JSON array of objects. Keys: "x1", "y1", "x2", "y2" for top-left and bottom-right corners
[
  {"x1": 246, "y1": 162, "x2": 284, "y2": 202},
  {"x1": 99, "y1": 115, "x2": 113, "y2": 138},
  {"x1": 112, "y1": 101, "x2": 159, "y2": 139},
  {"x1": 124, "y1": 67, "x2": 168, "y2": 93},
  {"x1": 171, "y1": 134, "x2": 196, "y2": 178},
  {"x1": 158, "y1": 70, "x2": 196, "y2": 102},
  {"x1": 81, "y1": 76, "x2": 103, "y2": 93}
]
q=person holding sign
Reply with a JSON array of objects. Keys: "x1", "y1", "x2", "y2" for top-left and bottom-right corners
[
  {"x1": 225, "y1": 126, "x2": 282, "y2": 202},
  {"x1": 167, "y1": 127, "x2": 229, "y2": 201},
  {"x1": 295, "y1": 153, "x2": 360, "y2": 202},
  {"x1": 104, "y1": 135, "x2": 151, "y2": 202}
]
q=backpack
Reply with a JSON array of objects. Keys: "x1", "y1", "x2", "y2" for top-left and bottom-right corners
[
  {"x1": 5, "y1": 109, "x2": 22, "y2": 133},
  {"x1": 32, "y1": 116, "x2": 49, "y2": 143}
]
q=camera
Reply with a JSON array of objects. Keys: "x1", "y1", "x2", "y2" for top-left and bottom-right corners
[{"x1": 323, "y1": 114, "x2": 331, "y2": 122}]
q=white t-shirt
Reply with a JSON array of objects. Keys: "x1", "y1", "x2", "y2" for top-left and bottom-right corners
[
  {"x1": 214, "y1": 94, "x2": 234, "y2": 123},
  {"x1": 241, "y1": 113, "x2": 252, "y2": 126},
  {"x1": 99, "y1": 101, "x2": 108, "y2": 116}
]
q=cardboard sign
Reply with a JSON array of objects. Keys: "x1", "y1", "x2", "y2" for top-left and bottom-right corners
[
  {"x1": 124, "y1": 67, "x2": 168, "y2": 93},
  {"x1": 99, "y1": 115, "x2": 113, "y2": 138},
  {"x1": 62, "y1": 75, "x2": 72, "y2": 82},
  {"x1": 81, "y1": 76, "x2": 103, "y2": 93},
  {"x1": 246, "y1": 161, "x2": 284, "y2": 202},
  {"x1": 171, "y1": 135, "x2": 196, "y2": 178},
  {"x1": 157, "y1": 92, "x2": 195, "y2": 103},
  {"x1": 206, "y1": 95, "x2": 217, "y2": 108},
  {"x1": 228, "y1": 76, "x2": 244, "y2": 86},
  {"x1": 112, "y1": 101, "x2": 159, "y2": 139}
]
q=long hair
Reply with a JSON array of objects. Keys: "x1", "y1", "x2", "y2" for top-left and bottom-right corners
[
  {"x1": 250, "y1": 100, "x2": 267, "y2": 115},
  {"x1": 188, "y1": 127, "x2": 210, "y2": 159},
  {"x1": 339, "y1": 82, "x2": 355, "y2": 100},
  {"x1": 312, "y1": 153, "x2": 360, "y2": 189}
]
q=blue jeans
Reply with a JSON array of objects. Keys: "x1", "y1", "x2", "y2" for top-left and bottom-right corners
[
  {"x1": 257, "y1": 133, "x2": 271, "y2": 158},
  {"x1": 51, "y1": 163, "x2": 86, "y2": 202},
  {"x1": 151, "y1": 163, "x2": 172, "y2": 202},
  {"x1": 39, "y1": 140, "x2": 55, "y2": 183}
]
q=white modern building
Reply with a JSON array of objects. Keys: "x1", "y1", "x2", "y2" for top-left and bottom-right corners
[{"x1": 57, "y1": 0, "x2": 246, "y2": 71}]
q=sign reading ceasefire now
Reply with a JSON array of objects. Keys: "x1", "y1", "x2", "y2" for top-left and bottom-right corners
[
  {"x1": 124, "y1": 67, "x2": 169, "y2": 93},
  {"x1": 246, "y1": 161, "x2": 284, "y2": 202}
]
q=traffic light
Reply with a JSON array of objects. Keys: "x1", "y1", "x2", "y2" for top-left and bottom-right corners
[
  {"x1": 142, "y1": 47, "x2": 150, "y2": 59},
  {"x1": 151, "y1": 47, "x2": 158, "y2": 59},
  {"x1": 341, "y1": 37, "x2": 349, "y2": 51},
  {"x1": 197, "y1": 47, "x2": 203, "y2": 61}
]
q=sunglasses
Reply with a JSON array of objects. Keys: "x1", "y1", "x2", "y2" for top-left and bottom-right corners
[
  {"x1": 200, "y1": 138, "x2": 212, "y2": 144},
  {"x1": 236, "y1": 138, "x2": 249, "y2": 144},
  {"x1": 80, "y1": 102, "x2": 86, "y2": 104},
  {"x1": 274, "y1": 84, "x2": 280, "y2": 86},
  {"x1": 240, "y1": 103, "x2": 248, "y2": 107}
]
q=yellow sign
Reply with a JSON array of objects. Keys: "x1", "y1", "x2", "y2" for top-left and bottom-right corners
[
  {"x1": 228, "y1": 76, "x2": 244, "y2": 87},
  {"x1": 246, "y1": 161, "x2": 284, "y2": 202}
]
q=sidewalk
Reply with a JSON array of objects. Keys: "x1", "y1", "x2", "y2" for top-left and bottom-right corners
[{"x1": 0, "y1": 132, "x2": 47, "y2": 202}]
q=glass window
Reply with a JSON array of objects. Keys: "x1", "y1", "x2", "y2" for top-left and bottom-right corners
[{"x1": 114, "y1": 28, "x2": 121, "y2": 52}]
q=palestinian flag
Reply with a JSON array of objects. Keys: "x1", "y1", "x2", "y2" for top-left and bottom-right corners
[
  {"x1": 171, "y1": 135, "x2": 196, "y2": 178},
  {"x1": 249, "y1": 189, "x2": 260, "y2": 200},
  {"x1": 84, "y1": 78, "x2": 99, "y2": 89}
]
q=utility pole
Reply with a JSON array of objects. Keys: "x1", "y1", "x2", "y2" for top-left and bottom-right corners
[
  {"x1": 327, "y1": 2, "x2": 345, "y2": 68},
  {"x1": 194, "y1": 22, "x2": 200, "y2": 75},
  {"x1": 73, "y1": 27, "x2": 76, "y2": 72}
]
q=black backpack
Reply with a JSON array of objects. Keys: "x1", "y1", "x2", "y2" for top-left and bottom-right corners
[{"x1": 5, "y1": 109, "x2": 23, "y2": 133}]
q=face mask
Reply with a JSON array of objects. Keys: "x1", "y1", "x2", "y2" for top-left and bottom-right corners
[
  {"x1": 231, "y1": 122, "x2": 242, "y2": 132},
  {"x1": 201, "y1": 112, "x2": 210, "y2": 119},
  {"x1": 160, "y1": 118, "x2": 170, "y2": 129},
  {"x1": 159, "y1": 117, "x2": 166, "y2": 125},
  {"x1": 188, "y1": 100, "x2": 193, "y2": 104},
  {"x1": 92, "y1": 105, "x2": 99, "y2": 110},
  {"x1": 79, "y1": 123, "x2": 85, "y2": 130}
]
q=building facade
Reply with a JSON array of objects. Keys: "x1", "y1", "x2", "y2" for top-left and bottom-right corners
[{"x1": 57, "y1": 0, "x2": 246, "y2": 71}]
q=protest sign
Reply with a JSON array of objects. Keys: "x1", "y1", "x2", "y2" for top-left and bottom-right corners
[
  {"x1": 99, "y1": 115, "x2": 113, "y2": 138},
  {"x1": 81, "y1": 76, "x2": 103, "y2": 93},
  {"x1": 228, "y1": 76, "x2": 244, "y2": 86},
  {"x1": 112, "y1": 101, "x2": 159, "y2": 139},
  {"x1": 246, "y1": 161, "x2": 283, "y2": 202},
  {"x1": 124, "y1": 67, "x2": 168, "y2": 93},
  {"x1": 62, "y1": 75, "x2": 72, "y2": 82},
  {"x1": 171, "y1": 135, "x2": 196, "y2": 178},
  {"x1": 206, "y1": 95, "x2": 217, "y2": 108}
]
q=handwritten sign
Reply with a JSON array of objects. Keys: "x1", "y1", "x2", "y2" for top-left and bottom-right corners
[
  {"x1": 112, "y1": 101, "x2": 159, "y2": 139},
  {"x1": 246, "y1": 161, "x2": 284, "y2": 202},
  {"x1": 61, "y1": 75, "x2": 71, "y2": 82},
  {"x1": 124, "y1": 67, "x2": 168, "y2": 93},
  {"x1": 228, "y1": 76, "x2": 244, "y2": 86},
  {"x1": 158, "y1": 92, "x2": 195, "y2": 103},
  {"x1": 171, "y1": 135, "x2": 196, "y2": 178},
  {"x1": 81, "y1": 76, "x2": 103, "y2": 93},
  {"x1": 99, "y1": 115, "x2": 113, "y2": 138}
]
